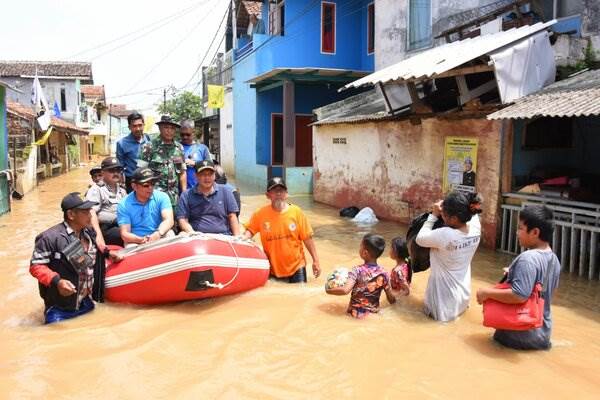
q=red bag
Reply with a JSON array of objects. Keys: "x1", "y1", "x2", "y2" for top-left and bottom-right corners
[{"x1": 482, "y1": 282, "x2": 544, "y2": 331}]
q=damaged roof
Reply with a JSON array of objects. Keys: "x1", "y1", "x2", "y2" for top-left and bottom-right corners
[
  {"x1": 0, "y1": 60, "x2": 93, "y2": 79},
  {"x1": 313, "y1": 88, "x2": 392, "y2": 126},
  {"x1": 7, "y1": 101, "x2": 89, "y2": 135},
  {"x1": 487, "y1": 69, "x2": 600, "y2": 119},
  {"x1": 343, "y1": 21, "x2": 555, "y2": 90}
]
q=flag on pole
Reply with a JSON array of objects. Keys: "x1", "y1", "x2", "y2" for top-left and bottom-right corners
[
  {"x1": 31, "y1": 74, "x2": 51, "y2": 131},
  {"x1": 33, "y1": 126, "x2": 54, "y2": 146},
  {"x1": 207, "y1": 85, "x2": 224, "y2": 109},
  {"x1": 53, "y1": 101, "x2": 62, "y2": 118}
]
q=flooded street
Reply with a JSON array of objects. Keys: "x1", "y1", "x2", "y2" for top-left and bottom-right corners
[{"x1": 2, "y1": 167, "x2": 600, "y2": 399}]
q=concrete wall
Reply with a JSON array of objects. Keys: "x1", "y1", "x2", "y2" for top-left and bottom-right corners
[
  {"x1": 375, "y1": 0, "x2": 523, "y2": 70},
  {"x1": 313, "y1": 117, "x2": 502, "y2": 247},
  {"x1": 3, "y1": 78, "x2": 80, "y2": 124},
  {"x1": 220, "y1": 87, "x2": 235, "y2": 176}
]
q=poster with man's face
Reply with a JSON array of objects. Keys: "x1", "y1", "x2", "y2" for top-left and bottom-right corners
[{"x1": 442, "y1": 137, "x2": 478, "y2": 194}]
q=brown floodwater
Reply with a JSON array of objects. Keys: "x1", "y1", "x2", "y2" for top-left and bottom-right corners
[{"x1": 1, "y1": 167, "x2": 600, "y2": 399}]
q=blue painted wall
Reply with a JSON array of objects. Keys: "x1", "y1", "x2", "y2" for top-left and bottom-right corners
[
  {"x1": 256, "y1": 83, "x2": 347, "y2": 165},
  {"x1": 512, "y1": 117, "x2": 600, "y2": 180},
  {"x1": 233, "y1": 0, "x2": 375, "y2": 191},
  {"x1": 248, "y1": 0, "x2": 374, "y2": 75}
]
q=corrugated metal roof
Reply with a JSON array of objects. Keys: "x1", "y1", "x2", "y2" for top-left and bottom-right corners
[
  {"x1": 343, "y1": 21, "x2": 556, "y2": 90},
  {"x1": 487, "y1": 69, "x2": 600, "y2": 119},
  {"x1": 313, "y1": 88, "x2": 390, "y2": 126}
]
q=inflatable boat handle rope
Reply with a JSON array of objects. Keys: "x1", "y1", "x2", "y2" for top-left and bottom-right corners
[{"x1": 201, "y1": 239, "x2": 241, "y2": 290}]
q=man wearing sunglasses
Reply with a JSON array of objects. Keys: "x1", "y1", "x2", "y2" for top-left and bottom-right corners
[
  {"x1": 180, "y1": 119, "x2": 211, "y2": 189},
  {"x1": 86, "y1": 157, "x2": 127, "y2": 248},
  {"x1": 117, "y1": 167, "x2": 174, "y2": 246}
]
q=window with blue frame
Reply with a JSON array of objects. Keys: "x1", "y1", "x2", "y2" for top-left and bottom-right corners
[
  {"x1": 408, "y1": 0, "x2": 431, "y2": 50},
  {"x1": 321, "y1": 2, "x2": 336, "y2": 54}
]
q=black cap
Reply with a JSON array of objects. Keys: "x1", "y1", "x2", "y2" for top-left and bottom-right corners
[
  {"x1": 156, "y1": 115, "x2": 181, "y2": 128},
  {"x1": 267, "y1": 177, "x2": 287, "y2": 191},
  {"x1": 195, "y1": 159, "x2": 215, "y2": 173},
  {"x1": 132, "y1": 167, "x2": 159, "y2": 183},
  {"x1": 61, "y1": 192, "x2": 97, "y2": 212},
  {"x1": 89, "y1": 167, "x2": 102, "y2": 176},
  {"x1": 100, "y1": 156, "x2": 122, "y2": 170}
]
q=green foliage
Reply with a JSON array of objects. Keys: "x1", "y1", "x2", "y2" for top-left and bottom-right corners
[
  {"x1": 156, "y1": 87, "x2": 203, "y2": 122},
  {"x1": 556, "y1": 39, "x2": 597, "y2": 80}
]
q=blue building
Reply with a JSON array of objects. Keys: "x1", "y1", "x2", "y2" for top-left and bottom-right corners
[{"x1": 231, "y1": 0, "x2": 375, "y2": 193}]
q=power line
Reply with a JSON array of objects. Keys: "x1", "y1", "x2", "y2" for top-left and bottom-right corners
[
  {"x1": 65, "y1": 0, "x2": 207, "y2": 60},
  {"x1": 107, "y1": 0, "x2": 368, "y2": 103},
  {"x1": 180, "y1": 1, "x2": 230, "y2": 90},
  {"x1": 124, "y1": 0, "x2": 221, "y2": 94}
]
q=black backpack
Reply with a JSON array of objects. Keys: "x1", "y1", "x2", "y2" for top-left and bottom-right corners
[{"x1": 406, "y1": 212, "x2": 445, "y2": 273}]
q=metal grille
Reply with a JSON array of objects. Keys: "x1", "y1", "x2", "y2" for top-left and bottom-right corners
[{"x1": 499, "y1": 193, "x2": 600, "y2": 280}]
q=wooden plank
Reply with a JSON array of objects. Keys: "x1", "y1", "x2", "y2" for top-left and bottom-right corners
[{"x1": 432, "y1": 64, "x2": 494, "y2": 79}]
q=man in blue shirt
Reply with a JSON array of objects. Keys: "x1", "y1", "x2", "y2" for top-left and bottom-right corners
[
  {"x1": 116, "y1": 112, "x2": 150, "y2": 193},
  {"x1": 180, "y1": 119, "x2": 211, "y2": 188},
  {"x1": 177, "y1": 160, "x2": 240, "y2": 235},
  {"x1": 117, "y1": 167, "x2": 174, "y2": 246}
]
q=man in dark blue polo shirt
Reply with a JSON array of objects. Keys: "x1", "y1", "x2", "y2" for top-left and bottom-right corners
[
  {"x1": 116, "y1": 112, "x2": 150, "y2": 193},
  {"x1": 176, "y1": 160, "x2": 240, "y2": 235}
]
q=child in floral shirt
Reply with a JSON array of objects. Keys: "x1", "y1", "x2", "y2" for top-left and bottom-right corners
[
  {"x1": 326, "y1": 233, "x2": 396, "y2": 318},
  {"x1": 389, "y1": 237, "x2": 412, "y2": 296}
]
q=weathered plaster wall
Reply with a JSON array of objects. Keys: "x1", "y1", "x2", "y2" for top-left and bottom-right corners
[
  {"x1": 220, "y1": 88, "x2": 235, "y2": 176},
  {"x1": 313, "y1": 117, "x2": 502, "y2": 247},
  {"x1": 375, "y1": 0, "x2": 503, "y2": 70}
]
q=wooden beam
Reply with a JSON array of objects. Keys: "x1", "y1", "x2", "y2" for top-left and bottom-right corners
[
  {"x1": 257, "y1": 80, "x2": 284, "y2": 92},
  {"x1": 456, "y1": 77, "x2": 497, "y2": 105},
  {"x1": 432, "y1": 64, "x2": 494, "y2": 79}
]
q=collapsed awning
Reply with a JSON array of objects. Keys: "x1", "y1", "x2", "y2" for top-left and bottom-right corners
[
  {"x1": 488, "y1": 68, "x2": 600, "y2": 119},
  {"x1": 342, "y1": 21, "x2": 556, "y2": 90}
]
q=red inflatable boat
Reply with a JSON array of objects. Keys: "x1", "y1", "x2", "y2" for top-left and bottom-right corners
[{"x1": 105, "y1": 234, "x2": 270, "y2": 305}]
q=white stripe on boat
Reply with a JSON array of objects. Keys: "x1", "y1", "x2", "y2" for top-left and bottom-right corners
[{"x1": 105, "y1": 255, "x2": 269, "y2": 288}]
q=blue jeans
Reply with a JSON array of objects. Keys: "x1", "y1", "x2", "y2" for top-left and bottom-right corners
[
  {"x1": 271, "y1": 267, "x2": 307, "y2": 283},
  {"x1": 45, "y1": 297, "x2": 95, "y2": 324}
]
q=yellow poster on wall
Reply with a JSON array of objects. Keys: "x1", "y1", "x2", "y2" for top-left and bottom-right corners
[
  {"x1": 207, "y1": 85, "x2": 224, "y2": 109},
  {"x1": 442, "y1": 136, "x2": 478, "y2": 194},
  {"x1": 144, "y1": 116, "x2": 155, "y2": 133}
]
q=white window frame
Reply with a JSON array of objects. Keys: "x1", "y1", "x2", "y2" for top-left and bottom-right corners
[{"x1": 406, "y1": 0, "x2": 433, "y2": 52}]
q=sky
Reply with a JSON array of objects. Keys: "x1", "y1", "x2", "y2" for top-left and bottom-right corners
[{"x1": 0, "y1": 0, "x2": 228, "y2": 115}]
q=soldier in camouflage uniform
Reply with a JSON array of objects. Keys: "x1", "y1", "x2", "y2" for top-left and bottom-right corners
[{"x1": 139, "y1": 115, "x2": 187, "y2": 207}]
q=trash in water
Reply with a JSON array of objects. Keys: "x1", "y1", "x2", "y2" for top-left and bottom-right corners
[
  {"x1": 351, "y1": 207, "x2": 378, "y2": 224},
  {"x1": 339, "y1": 206, "x2": 360, "y2": 218}
]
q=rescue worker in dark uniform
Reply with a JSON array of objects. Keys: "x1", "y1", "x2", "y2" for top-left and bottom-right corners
[{"x1": 29, "y1": 192, "x2": 122, "y2": 324}]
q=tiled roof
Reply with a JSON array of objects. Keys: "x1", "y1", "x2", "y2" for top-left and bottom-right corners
[
  {"x1": 7, "y1": 101, "x2": 88, "y2": 135},
  {"x1": 242, "y1": 1, "x2": 262, "y2": 17},
  {"x1": 109, "y1": 104, "x2": 135, "y2": 118},
  {"x1": 488, "y1": 69, "x2": 600, "y2": 119},
  {"x1": 81, "y1": 85, "x2": 105, "y2": 99},
  {"x1": 0, "y1": 61, "x2": 93, "y2": 79}
]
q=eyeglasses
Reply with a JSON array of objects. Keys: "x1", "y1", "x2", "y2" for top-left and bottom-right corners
[{"x1": 136, "y1": 182, "x2": 155, "y2": 188}]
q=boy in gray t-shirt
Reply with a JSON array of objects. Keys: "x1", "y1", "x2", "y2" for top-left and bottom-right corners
[{"x1": 477, "y1": 205, "x2": 561, "y2": 350}]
